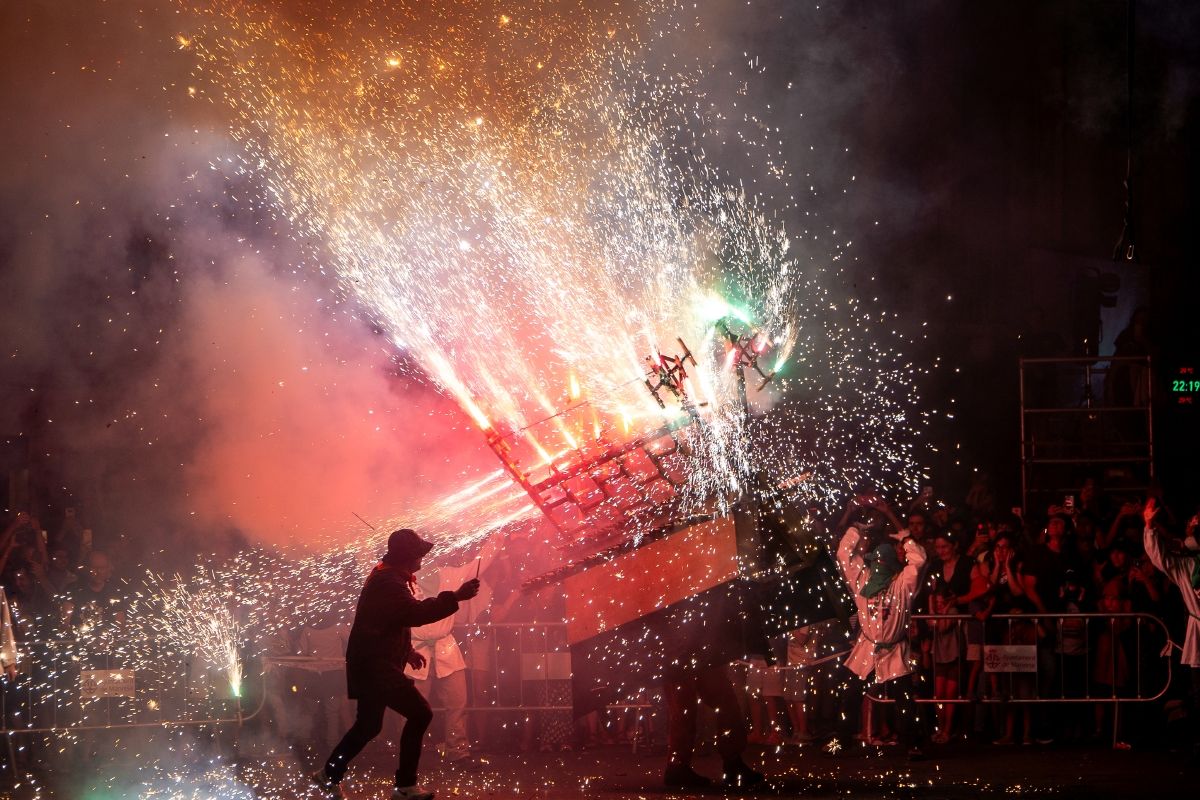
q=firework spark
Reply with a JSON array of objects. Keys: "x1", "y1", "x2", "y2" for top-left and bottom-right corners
[{"x1": 179, "y1": 0, "x2": 926, "y2": 522}]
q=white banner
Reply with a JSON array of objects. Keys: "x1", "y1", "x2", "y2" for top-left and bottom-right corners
[
  {"x1": 81, "y1": 669, "x2": 136, "y2": 698},
  {"x1": 983, "y1": 645, "x2": 1037, "y2": 673}
]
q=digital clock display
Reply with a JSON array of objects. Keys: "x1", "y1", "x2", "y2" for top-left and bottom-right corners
[{"x1": 1172, "y1": 366, "x2": 1198, "y2": 405}]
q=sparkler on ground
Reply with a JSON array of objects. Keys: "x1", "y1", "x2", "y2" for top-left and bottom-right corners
[{"x1": 139, "y1": 572, "x2": 245, "y2": 699}]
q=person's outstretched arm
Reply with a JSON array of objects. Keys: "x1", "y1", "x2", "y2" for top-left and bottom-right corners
[
  {"x1": 387, "y1": 575, "x2": 480, "y2": 628},
  {"x1": 1141, "y1": 499, "x2": 1180, "y2": 576},
  {"x1": 837, "y1": 526, "x2": 866, "y2": 589}
]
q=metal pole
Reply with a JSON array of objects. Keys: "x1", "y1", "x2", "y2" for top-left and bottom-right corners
[{"x1": 1019, "y1": 358, "x2": 1028, "y2": 513}]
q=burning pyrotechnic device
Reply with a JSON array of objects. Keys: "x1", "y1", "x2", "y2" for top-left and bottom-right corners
[
  {"x1": 716, "y1": 317, "x2": 778, "y2": 391},
  {"x1": 643, "y1": 339, "x2": 700, "y2": 410},
  {"x1": 480, "y1": 389, "x2": 694, "y2": 545}
]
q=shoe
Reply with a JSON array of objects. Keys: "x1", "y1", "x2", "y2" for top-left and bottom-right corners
[
  {"x1": 992, "y1": 736, "x2": 1014, "y2": 746},
  {"x1": 310, "y1": 770, "x2": 343, "y2": 799},
  {"x1": 930, "y1": 731, "x2": 949, "y2": 745},
  {"x1": 722, "y1": 759, "x2": 765, "y2": 789},
  {"x1": 1034, "y1": 736, "x2": 1055, "y2": 745},
  {"x1": 663, "y1": 762, "x2": 713, "y2": 789},
  {"x1": 392, "y1": 786, "x2": 434, "y2": 800}
]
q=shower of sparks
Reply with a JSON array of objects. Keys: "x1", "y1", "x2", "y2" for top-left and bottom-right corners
[
  {"x1": 136, "y1": 573, "x2": 245, "y2": 699},
  {"x1": 178, "y1": 0, "x2": 928, "y2": 520}
]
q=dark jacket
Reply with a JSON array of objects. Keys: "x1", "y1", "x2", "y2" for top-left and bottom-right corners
[{"x1": 345, "y1": 562, "x2": 459, "y2": 698}]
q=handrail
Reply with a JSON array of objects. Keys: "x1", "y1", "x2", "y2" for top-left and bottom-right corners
[
  {"x1": 2, "y1": 637, "x2": 264, "y2": 735},
  {"x1": 885, "y1": 611, "x2": 1175, "y2": 704}
]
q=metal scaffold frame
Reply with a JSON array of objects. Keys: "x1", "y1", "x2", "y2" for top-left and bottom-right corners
[{"x1": 1019, "y1": 355, "x2": 1154, "y2": 512}]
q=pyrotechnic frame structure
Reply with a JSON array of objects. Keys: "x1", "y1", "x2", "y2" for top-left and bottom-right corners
[{"x1": 479, "y1": 317, "x2": 781, "y2": 550}]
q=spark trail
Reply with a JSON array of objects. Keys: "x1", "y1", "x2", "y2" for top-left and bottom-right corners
[{"x1": 179, "y1": 0, "x2": 928, "y2": 515}]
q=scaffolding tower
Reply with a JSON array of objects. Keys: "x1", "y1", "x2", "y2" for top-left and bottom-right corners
[{"x1": 1019, "y1": 355, "x2": 1154, "y2": 514}]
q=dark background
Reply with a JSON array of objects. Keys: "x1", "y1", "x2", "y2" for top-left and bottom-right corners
[{"x1": 730, "y1": 0, "x2": 1199, "y2": 509}]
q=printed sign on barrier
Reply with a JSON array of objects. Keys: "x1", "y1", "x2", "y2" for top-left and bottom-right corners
[
  {"x1": 81, "y1": 669, "x2": 136, "y2": 698},
  {"x1": 983, "y1": 645, "x2": 1037, "y2": 673}
]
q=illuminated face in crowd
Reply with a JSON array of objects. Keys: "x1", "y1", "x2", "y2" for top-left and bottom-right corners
[
  {"x1": 1108, "y1": 548, "x2": 1129, "y2": 570},
  {"x1": 87, "y1": 552, "x2": 112, "y2": 585},
  {"x1": 933, "y1": 536, "x2": 956, "y2": 562},
  {"x1": 1098, "y1": 582, "x2": 1125, "y2": 613},
  {"x1": 907, "y1": 513, "x2": 927, "y2": 540},
  {"x1": 1046, "y1": 517, "x2": 1067, "y2": 543},
  {"x1": 993, "y1": 536, "x2": 1014, "y2": 563},
  {"x1": 1079, "y1": 478, "x2": 1096, "y2": 507}
]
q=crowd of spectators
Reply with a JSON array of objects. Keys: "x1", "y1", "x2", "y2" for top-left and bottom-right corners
[
  {"x1": 1, "y1": 509, "x2": 123, "y2": 651},
  {"x1": 741, "y1": 476, "x2": 1199, "y2": 756}
]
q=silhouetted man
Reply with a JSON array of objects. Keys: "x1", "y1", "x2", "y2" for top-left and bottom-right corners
[{"x1": 312, "y1": 529, "x2": 480, "y2": 800}]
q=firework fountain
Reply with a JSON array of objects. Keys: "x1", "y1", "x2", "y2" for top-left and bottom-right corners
[{"x1": 177, "y1": 0, "x2": 927, "y2": 530}]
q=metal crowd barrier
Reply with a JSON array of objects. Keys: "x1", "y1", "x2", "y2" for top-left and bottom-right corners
[
  {"x1": 258, "y1": 622, "x2": 590, "y2": 714},
  {"x1": 900, "y1": 612, "x2": 1174, "y2": 705},
  {"x1": 13, "y1": 614, "x2": 1168, "y2": 746},
  {"x1": 459, "y1": 621, "x2": 575, "y2": 712},
  {"x1": 259, "y1": 622, "x2": 653, "y2": 750},
  {"x1": 845, "y1": 611, "x2": 1175, "y2": 749},
  {"x1": 1, "y1": 637, "x2": 258, "y2": 735}
]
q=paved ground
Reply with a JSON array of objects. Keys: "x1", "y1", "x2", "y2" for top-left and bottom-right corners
[
  {"x1": 4, "y1": 735, "x2": 1196, "y2": 798},
  {"x1": 269, "y1": 738, "x2": 1199, "y2": 800},
  {"x1": 355, "y1": 743, "x2": 1190, "y2": 800}
]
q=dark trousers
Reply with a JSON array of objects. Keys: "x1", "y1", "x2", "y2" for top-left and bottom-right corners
[
  {"x1": 836, "y1": 671, "x2": 867, "y2": 742},
  {"x1": 865, "y1": 672, "x2": 925, "y2": 749},
  {"x1": 663, "y1": 663, "x2": 747, "y2": 766},
  {"x1": 325, "y1": 678, "x2": 433, "y2": 787},
  {"x1": 886, "y1": 672, "x2": 925, "y2": 750}
]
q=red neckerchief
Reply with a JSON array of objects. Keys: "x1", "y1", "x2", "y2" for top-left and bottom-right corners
[{"x1": 380, "y1": 560, "x2": 417, "y2": 592}]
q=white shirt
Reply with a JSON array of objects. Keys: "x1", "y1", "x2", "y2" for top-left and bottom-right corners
[
  {"x1": 0, "y1": 589, "x2": 17, "y2": 671},
  {"x1": 405, "y1": 561, "x2": 476, "y2": 680},
  {"x1": 1144, "y1": 524, "x2": 1200, "y2": 667},
  {"x1": 837, "y1": 526, "x2": 926, "y2": 683}
]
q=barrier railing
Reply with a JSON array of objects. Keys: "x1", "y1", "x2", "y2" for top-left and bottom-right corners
[
  {"x1": 1, "y1": 637, "x2": 260, "y2": 735},
  {"x1": 260, "y1": 621, "x2": 653, "y2": 751},
  {"x1": 899, "y1": 612, "x2": 1174, "y2": 704},
  {"x1": 260, "y1": 622, "x2": 583, "y2": 714},
  {"x1": 8, "y1": 614, "x2": 1175, "y2": 740}
]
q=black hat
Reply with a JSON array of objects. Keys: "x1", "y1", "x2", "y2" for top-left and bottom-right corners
[{"x1": 385, "y1": 528, "x2": 434, "y2": 563}]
